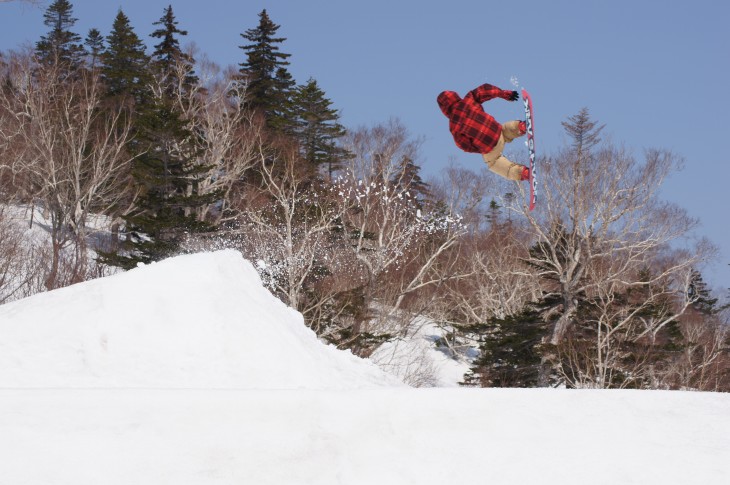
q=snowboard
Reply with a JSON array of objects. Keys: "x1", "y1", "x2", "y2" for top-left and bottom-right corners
[{"x1": 521, "y1": 88, "x2": 537, "y2": 211}]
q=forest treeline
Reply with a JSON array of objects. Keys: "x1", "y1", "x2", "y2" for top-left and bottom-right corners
[{"x1": 0, "y1": 0, "x2": 728, "y2": 390}]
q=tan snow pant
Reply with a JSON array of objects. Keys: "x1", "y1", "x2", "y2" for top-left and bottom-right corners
[{"x1": 481, "y1": 120, "x2": 526, "y2": 181}]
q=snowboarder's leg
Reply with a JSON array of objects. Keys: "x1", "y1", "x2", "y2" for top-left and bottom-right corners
[
  {"x1": 501, "y1": 120, "x2": 526, "y2": 143},
  {"x1": 481, "y1": 132, "x2": 525, "y2": 181},
  {"x1": 482, "y1": 152, "x2": 527, "y2": 181}
]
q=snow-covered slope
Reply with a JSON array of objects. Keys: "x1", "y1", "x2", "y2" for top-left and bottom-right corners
[
  {"x1": 0, "y1": 251, "x2": 728, "y2": 484},
  {"x1": 0, "y1": 250, "x2": 401, "y2": 389},
  {"x1": 1, "y1": 387, "x2": 727, "y2": 485}
]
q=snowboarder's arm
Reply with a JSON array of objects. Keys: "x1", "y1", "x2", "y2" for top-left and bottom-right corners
[{"x1": 469, "y1": 84, "x2": 519, "y2": 103}]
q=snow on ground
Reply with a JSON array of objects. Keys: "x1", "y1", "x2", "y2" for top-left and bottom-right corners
[
  {"x1": 1, "y1": 250, "x2": 729, "y2": 484},
  {"x1": 0, "y1": 250, "x2": 399, "y2": 390},
  {"x1": 0, "y1": 203, "x2": 114, "y2": 253},
  {"x1": 370, "y1": 316, "x2": 474, "y2": 387},
  {"x1": 0, "y1": 204, "x2": 119, "y2": 304},
  {"x1": 1, "y1": 204, "x2": 57, "y2": 248},
  {"x1": 2, "y1": 388, "x2": 728, "y2": 485}
]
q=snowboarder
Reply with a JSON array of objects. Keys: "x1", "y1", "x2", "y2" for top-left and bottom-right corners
[{"x1": 437, "y1": 83, "x2": 529, "y2": 181}]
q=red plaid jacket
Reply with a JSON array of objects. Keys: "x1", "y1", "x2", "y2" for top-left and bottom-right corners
[{"x1": 437, "y1": 84, "x2": 513, "y2": 154}]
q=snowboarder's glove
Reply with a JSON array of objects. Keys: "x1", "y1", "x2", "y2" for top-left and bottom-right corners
[{"x1": 506, "y1": 91, "x2": 520, "y2": 101}]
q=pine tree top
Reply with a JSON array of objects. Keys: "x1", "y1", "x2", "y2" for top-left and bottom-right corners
[
  {"x1": 239, "y1": 9, "x2": 291, "y2": 79},
  {"x1": 151, "y1": 5, "x2": 190, "y2": 68},
  {"x1": 101, "y1": 10, "x2": 150, "y2": 100},
  {"x1": 36, "y1": 0, "x2": 84, "y2": 68},
  {"x1": 239, "y1": 9, "x2": 290, "y2": 63},
  {"x1": 561, "y1": 107, "x2": 605, "y2": 152},
  {"x1": 289, "y1": 77, "x2": 350, "y2": 176},
  {"x1": 238, "y1": 9, "x2": 292, "y2": 119},
  {"x1": 84, "y1": 28, "x2": 105, "y2": 68},
  {"x1": 688, "y1": 270, "x2": 720, "y2": 316}
]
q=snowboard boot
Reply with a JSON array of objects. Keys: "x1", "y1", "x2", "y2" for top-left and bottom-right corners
[
  {"x1": 520, "y1": 165, "x2": 530, "y2": 181},
  {"x1": 518, "y1": 120, "x2": 527, "y2": 136}
]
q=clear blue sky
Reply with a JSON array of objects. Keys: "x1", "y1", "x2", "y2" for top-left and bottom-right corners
[{"x1": 2, "y1": 0, "x2": 729, "y2": 291}]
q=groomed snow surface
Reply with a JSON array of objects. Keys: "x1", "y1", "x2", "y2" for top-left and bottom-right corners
[{"x1": 0, "y1": 250, "x2": 728, "y2": 484}]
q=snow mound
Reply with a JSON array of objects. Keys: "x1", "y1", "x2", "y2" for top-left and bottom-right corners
[{"x1": 0, "y1": 250, "x2": 403, "y2": 389}]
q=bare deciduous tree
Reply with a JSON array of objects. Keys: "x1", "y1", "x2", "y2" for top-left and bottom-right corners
[
  {"x1": 515, "y1": 123, "x2": 700, "y2": 339},
  {"x1": 235, "y1": 145, "x2": 348, "y2": 313},
  {"x1": 664, "y1": 304, "x2": 730, "y2": 391},
  {"x1": 339, "y1": 120, "x2": 468, "y2": 336},
  {"x1": 340, "y1": 120, "x2": 427, "y2": 283},
  {"x1": 555, "y1": 255, "x2": 702, "y2": 389},
  {"x1": 409, "y1": 164, "x2": 540, "y2": 368},
  {"x1": 1, "y1": 54, "x2": 134, "y2": 288},
  {"x1": 165, "y1": 53, "x2": 259, "y2": 224},
  {"x1": 503, "y1": 109, "x2": 709, "y2": 387},
  {"x1": 0, "y1": 208, "x2": 43, "y2": 303},
  {"x1": 447, "y1": 228, "x2": 539, "y2": 323}
]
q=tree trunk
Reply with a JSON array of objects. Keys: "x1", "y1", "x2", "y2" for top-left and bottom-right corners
[
  {"x1": 551, "y1": 297, "x2": 577, "y2": 345},
  {"x1": 45, "y1": 238, "x2": 61, "y2": 291}
]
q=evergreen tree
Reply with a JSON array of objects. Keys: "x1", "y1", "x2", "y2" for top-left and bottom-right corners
[
  {"x1": 84, "y1": 28, "x2": 105, "y2": 69},
  {"x1": 150, "y1": 5, "x2": 197, "y2": 90},
  {"x1": 35, "y1": 0, "x2": 85, "y2": 70},
  {"x1": 119, "y1": 103, "x2": 214, "y2": 267},
  {"x1": 238, "y1": 9, "x2": 292, "y2": 124},
  {"x1": 392, "y1": 155, "x2": 430, "y2": 205},
  {"x1": 104, "y1": 91, "x2": 217, "y2": 269},
  {"x1": 461, "y1": 307, "x2": 550, "y2": 387},
  {"x1": 560, "y1": 107, "x2": 605, "y2": 154},
  {"x1": 96, "y1": 8, "x2": 208, "y2": 269},
  {"x1": 290, "y1": 78, "x2": 349, "y2": 178},
  {"x1": 101, "y1": 10, "x2": 151, "y2": 102},
  {"x1": 94, "y1": 10, "x2": 153, "y2": 270},
  {"x1": 268, "y1": 66, "x2": 297, "y2": 134},
  {"x1": 486, "y1": 199, "x2": 501, "y2": 228},
  {"x1": 103, "y1": 5, "x2": 216, "y2": 269},
  {"x1": 688, "y1": 270, "x2": 720, "y2": 316}
]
